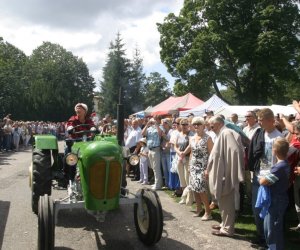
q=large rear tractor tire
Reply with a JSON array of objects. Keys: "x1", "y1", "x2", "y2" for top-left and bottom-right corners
[
  {"x1": 38, "y1": 194, "x2": 55, "y2": 250},
  {"x1": 31, "y1": 149, "x2": 52, "y2": 214},
  {"x1": 134, "y1": 189, "x2": 163, "y2": 246}
]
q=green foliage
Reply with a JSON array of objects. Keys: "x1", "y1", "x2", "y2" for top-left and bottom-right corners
[
  {"x1": 25, "y1": 42, "x2": 95, "y2": 121},
  {"x1": 128, "y1": 47, "x2": 146, "y2": 113},
  {"x1": 99, "y1": 34, "x2": 172, "y2": 117},
  {"x1": 158, "y1": 0, "x2": 300, "y2": 104},
  {"x1": 99, "y1": 33, "x2": 131, "y2": 118},
  {"x1": 220, "y1": 88, "x2": 238, "y2": 105},
  {"x1": 0, "y1": 37, "x2": 28, "y2": 119},
  {"x1": 143, "y1": 72, "x2": 172, "y2": 108},
  {"x1": 0, "y1": 38, "x2": 95, "y2": 121}
]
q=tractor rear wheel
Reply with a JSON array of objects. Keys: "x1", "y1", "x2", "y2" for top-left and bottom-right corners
[
  {"x1": 32, "y1": 149, "x2": 52, "y2": 214},
  {"x1": 134, "y1": 189, "x2": 163, "y2": 245},
  {"x1": 38, "y1": 194, "x2": 55, "y2": 250}
]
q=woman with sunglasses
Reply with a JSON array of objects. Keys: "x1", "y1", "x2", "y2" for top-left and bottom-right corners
[
  {"x1": 186, "y1": 117, "x2": 213, "y2": 220},
  {"x1": 174, "y1": 118, "x2": 192, "y2": 204}
]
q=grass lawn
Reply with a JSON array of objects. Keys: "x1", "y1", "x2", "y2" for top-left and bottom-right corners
[{"x1": 164, "y1": 190, "x2": 300, "y2": 250}]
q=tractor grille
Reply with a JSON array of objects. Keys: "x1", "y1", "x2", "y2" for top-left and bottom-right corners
[
  {"x1": 89, "y1": 161, "x2": 106, "y2": 199},
  {"x1": 89, "y1": 160, "x2": 121, "y2": 200},
  {"x1": 107, "y1": 160, "x2": 121, "y2": 199}
]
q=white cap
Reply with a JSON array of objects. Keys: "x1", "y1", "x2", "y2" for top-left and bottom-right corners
[
  {"x1": 139, "y1": 138, "x2": 147, "y2": 144},
  {"x1": 75, "y1": 103, "x2": 88, "y2": 113}
]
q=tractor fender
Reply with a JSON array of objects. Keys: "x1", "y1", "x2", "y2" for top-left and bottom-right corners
[{"x1": 34, "y1": 135, "x2": 58, "y2": 150}]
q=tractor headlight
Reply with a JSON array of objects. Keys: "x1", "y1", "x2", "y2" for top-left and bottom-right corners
[
  {"x1": 66, "y1": 153, "x2": 78, "y2": 166},
  {"x1": 129, "y1": 155, "x2": 139, "y2": 166}
]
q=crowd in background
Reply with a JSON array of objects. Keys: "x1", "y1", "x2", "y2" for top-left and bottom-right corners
[
  {"x1": 98, "y1": 104, "x2": 300, "y2": 250},
  {"x1": 2, "y1": 102, "x2": 300, "y2": 249},
  {"x1": 0, "y1": 115, "x2": 66, "y2": 152}
]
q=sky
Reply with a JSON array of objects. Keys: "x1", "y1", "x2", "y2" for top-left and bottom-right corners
[{"x1": 0, "y1": 0, "x2": 184, "y2": 89}]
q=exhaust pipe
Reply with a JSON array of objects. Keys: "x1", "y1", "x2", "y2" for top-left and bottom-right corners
[{"x1": 117, "y1": 87, "x2": 124, "y2": 146}]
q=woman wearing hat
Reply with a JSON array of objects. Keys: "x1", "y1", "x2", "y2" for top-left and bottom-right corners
[{"x1": 66, "y1": 103, "x2": 95, "y2": 139}]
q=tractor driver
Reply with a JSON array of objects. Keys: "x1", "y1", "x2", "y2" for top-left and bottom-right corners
[{"x1": 66, "y1": 103, "x2": 95, "y2": 139}]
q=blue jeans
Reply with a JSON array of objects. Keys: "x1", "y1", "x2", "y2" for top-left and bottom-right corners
[
  {"x1": 4, "y1": 134, "x2": 12, "y2": 151},
  {"x1": 161, "y1": 152, "x2": 171, "y2": 187},
  {"x1": 252, "y1": 174, "x2": 265, "y2": 240},
  {"x1": 263, "y1": 196, "x2": 288, "y2": 250}
]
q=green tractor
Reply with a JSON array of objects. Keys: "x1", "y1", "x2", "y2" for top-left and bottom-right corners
[{"x1": 29, "y1": 108, "x2": 163, "y2": 249}]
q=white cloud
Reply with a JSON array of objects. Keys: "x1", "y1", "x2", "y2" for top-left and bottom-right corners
[{"x1": 0, "y1": 0, "x2": 184, "y2": 86}]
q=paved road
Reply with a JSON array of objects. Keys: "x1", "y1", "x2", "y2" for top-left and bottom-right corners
[{"x1": 0, "y1": 146, "x2": 253, "y2": 250}]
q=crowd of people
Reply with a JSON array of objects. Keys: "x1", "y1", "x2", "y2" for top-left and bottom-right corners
[
  {"x1": 2, "y1": 101, "x2": 300, "y2": 250},
  {"x1": 0, "y1": 115, "x2": 66, "y2": 152},
  {"x1": 117, "y1": 103, "x2": 300, "y2": 250}
]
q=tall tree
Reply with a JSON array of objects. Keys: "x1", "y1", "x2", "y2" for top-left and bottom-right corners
[
  {"x1": 26, "y1": 42, "x2": 95, "y2": 121},
  {"x1": 128, "y1": 47, "x2": 146, "y2": 113},
  {"x1": 100, "y1": 33, "x2": 131, "y2": 117},
  {"x1": 0, "y1": 37, "x2": 28, "y2": 119},
  {"x1": 158, "y1": 0, "x2": 300, "y2": 104},
  {"x1": 143, "y1": 72, "x2": 172, "y2": 108}
]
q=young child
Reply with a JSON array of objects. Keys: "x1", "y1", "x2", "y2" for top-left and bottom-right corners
[
  {"x1": 258, "y1": 137, "x2": 290, "y2": 250},
  {"x1": 138, "y1": 138, "x2": 149, "y2": 185}
]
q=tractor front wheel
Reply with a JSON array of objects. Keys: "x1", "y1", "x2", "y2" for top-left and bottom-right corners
[
  {"x1": 31, "y1": 149, "x2": 52, "y2": 214},
  {"x1": 38, "y1": 194, "x2": 55, "y2": 250},
  {"x1": 134, "y1": 189, "x2": 163, "y2": 246}
]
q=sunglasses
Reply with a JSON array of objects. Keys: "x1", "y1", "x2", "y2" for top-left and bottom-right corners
[
  {"x1": 193, "y1": 123, "x2": 203, "y2": 127},
  {"x1": 245, "y1": 115, "x2": 253, "y2": 118},
  {"x1": 181, "y1": 124, "x2": 189, "y2": 126}
]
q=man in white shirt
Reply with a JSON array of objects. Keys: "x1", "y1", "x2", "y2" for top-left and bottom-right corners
[
  {"x1": 230, "y1": 113, "x2": 245, "y2": 130},
  {"x1": 248, "y1": 108, "x2": 283, "y2": 248},
  {"x1": 125, "y1": 119, "x2": 142, "y2": 150},
  {"x1": 243, "y1": 110, "x2": 261, "y2": 203},
  {"x1": 243, "y1": 111, "x2": 260, "y2": 140},
  {"x1": 125, "y1": 119, "x2": 142, "y2": 180}
]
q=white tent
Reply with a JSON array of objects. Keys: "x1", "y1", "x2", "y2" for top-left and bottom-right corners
[
  {"x1": 214, "y1": 105, "x2": 297, "y2": 120},
  {"x1": 180, "y1": 94, "x2": 229, "y2": 117}
]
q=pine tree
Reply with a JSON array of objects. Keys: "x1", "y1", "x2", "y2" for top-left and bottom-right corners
[
  {"x1": 100, "y1": 33, "x2": 131, "y2": 117},
  {"x1": 128, "y1": 46, "x2": 146, "y2": 113}
]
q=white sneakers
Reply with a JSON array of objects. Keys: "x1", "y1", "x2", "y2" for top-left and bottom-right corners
[
  {"x1": 179, "y1": 199, "x2": 186, "y2": 204},
  {"x1": 201, "y1": 213, "x2": 213, "y2": 221}
]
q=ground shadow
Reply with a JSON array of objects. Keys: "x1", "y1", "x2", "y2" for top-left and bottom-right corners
[
  {"x1": 0, "y1": 152, "x2": 15, "y2": 166},
  {"x1": 0, "y1": 200, "x2": 10, "y2": 249},
  {"x1": 55, "y1": 206, "x2": 192, "y2": 249}
]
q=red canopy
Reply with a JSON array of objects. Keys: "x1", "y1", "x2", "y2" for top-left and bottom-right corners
[{"x1": 150, "y1": 93, "x2": 204, "y2": 116}]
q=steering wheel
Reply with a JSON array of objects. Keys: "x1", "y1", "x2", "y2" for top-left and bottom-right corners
[{"x1": 67, "y1": 124, "x2": 98, "y2": 141}]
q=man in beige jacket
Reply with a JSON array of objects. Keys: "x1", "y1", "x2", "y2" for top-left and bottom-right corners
[{"x1": 207, "y1": 115, "x2": 245, "y2": 237}]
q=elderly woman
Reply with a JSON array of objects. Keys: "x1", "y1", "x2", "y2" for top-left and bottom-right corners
[
  {"x1": 186, "y1": 117, "x2": 213, "y2": 220},
  {"x1": 174, "y1": 118, "x2": 192, "y2": 203}
]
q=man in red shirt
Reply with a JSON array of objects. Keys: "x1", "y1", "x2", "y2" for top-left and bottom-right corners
[{"x1": 66, "y1": 103, "x2": 95, "y2": 139}]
